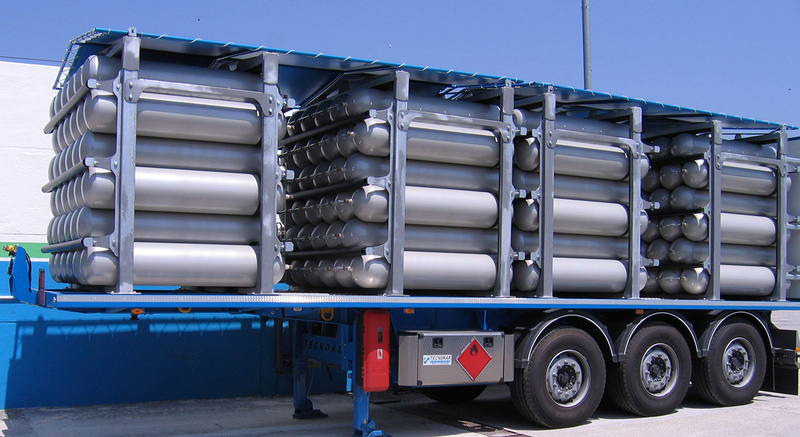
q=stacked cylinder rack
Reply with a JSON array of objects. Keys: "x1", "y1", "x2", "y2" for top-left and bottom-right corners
[
  {"x1": 37, "y1": 35, "x2": 796, "y2": 302},
  {"x1": 42, "y1": 50, "x2": 286, "y2": 291},
  {"x1": 642, "y1": 127, "x2": 787, "y2": 298},
  {"x1": 281, "y1": 87, "x2": 506, "y2": 293},
  {"x1": 280, "y1": 84, "x2": 652, "y2": 297},
  {"x1": 510, "y1": 102, "x2": 648, "y2": 296}
]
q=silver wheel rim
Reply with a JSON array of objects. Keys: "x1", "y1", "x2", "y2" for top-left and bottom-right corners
[
  {"x1": 722, "y1": 337, "x2": 754, "y2": 387},
  {"x1": 639, "y1": 343, "x2": 678, "y2": 397},
  {"x1": 546, "y1": 350, "x2": 591, "y2": 407}
]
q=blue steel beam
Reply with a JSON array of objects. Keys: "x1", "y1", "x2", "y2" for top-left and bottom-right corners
[{"x1": 42, "y1": 290, "x2": 800, "y2": 312}]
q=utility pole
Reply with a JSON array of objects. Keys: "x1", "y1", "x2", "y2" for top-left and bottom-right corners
[{"x1": 582, "y1": 0, "x2": 592, "y2": 90}]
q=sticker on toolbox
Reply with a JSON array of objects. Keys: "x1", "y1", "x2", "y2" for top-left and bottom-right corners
[
  {"x1": 457, "y1": 338, "x2": 492, "y2": 380},
  {"x1": 422, "y1": 354, "x2": 452, "y2": 366}
]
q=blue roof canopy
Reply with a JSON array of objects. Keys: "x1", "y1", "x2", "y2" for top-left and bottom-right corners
[
  {"x1": 58, "y1": 28, "x2": 795, "y2": 130},
  {"x1": 507, "y1": 82, "x2": 795, "y2": 130},
  {"x1": 57, "y1": 28, "x2": 516, "y2": 106}
]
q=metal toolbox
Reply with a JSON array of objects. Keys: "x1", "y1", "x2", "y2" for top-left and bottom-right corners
[{"x1": 397, "y1": 330, "x2": 514, "y2": 386}]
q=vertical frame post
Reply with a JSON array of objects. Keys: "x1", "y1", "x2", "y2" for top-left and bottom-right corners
[
  {"x1": 111, "y1": 30, "x2": 140, "y2": 294},
  {"x1": 386, "y1": 71, "x2": 409, "y2": 296},
  {"x1": 494, "y1": 83, "x2": 516, "y2": 297},
  {"x1": 774, "y1": 129, "x2": 789, "y2": 301},
  {"x1": 257, "y1": 53, "x2": 282, "y2": 294},
  {"x1": 537, "y1": 91, "x2": 557, "y2": 297},
  {"x1": 706, "y1": 121, "x2": 723, "y2": 300},
  {"x1": 625, "y1": 107, "x2": 643, "y2": 298}
]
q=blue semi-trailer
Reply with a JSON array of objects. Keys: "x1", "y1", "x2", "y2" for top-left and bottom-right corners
[{"x1": 7, "y1": 27, "x2": 800, "y2": 435}]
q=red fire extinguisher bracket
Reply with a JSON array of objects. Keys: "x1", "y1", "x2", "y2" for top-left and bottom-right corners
[{"x1": 357, "y1": 310, "x2": 391, "y2": 392}]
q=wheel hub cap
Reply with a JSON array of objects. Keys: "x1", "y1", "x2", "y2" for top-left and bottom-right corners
[
  {"x1": 547, "y1": 352, "x2": 588, "y2": 405},
  {"x1": 640, "y1": 346, "x2": 675, "y2": 395},
  {"x1": 724, "y1": 340, "x2": 752, "y2": 386}
]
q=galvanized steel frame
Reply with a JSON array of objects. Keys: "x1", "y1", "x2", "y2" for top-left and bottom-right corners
[
  {"x1": 112, "y1": 31, "x2": 140, "y2": 293},
  {"x1": 384, "y1": 77, "x2": 518, "y2": 297},
  {"x1": 538, "y1": 92, "x2": 557, "y2": 297},
  {"x1": 708, "y1": 122, "x2": 723, "y2": 300},
  {"x1": 716, "y1": 128, "x2": 789, "y2": 301},
  {"x1": 256, "y1": 53, "x2": 282, "y2": 294},
  {"x1": 386, "y1": 71, "x2": 409, "y2": 296},
  {"x1": 626, "y1": 107, "x2": 645, "y2": 297},
  {"x1": 38, "y1": 28, "x2": 800, "y2": 304},
  {"x1": 41, "y1": 32, "x2": 284, "y2": 294},
  {"x1": 707, "y1": 123, "x2": 787, "y2": 300},
  {"x1": 524, "y1": 90, "x2": 644, "y2": 298},
  {"x1": 496, "y1": 83, "x2": 517, "y2": 297},
  {"x1": 643, "y1": 121, "x2": 788, "y2": 301}
]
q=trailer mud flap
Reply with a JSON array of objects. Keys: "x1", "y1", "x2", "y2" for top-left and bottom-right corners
[{"x1": 764, "y1": 327, "x2": 800, "y2": 395}]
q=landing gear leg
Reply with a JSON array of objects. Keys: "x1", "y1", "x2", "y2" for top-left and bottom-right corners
[
  {"x1": 353, "y1": 384, "x2": 388, "y2": 437},
  {"x1": 292, "y1": 357, "x2": 327, "y2": 420}
]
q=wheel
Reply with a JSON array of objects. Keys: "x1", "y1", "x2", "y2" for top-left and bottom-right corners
[
  {"x1": 419, "y1": 385, "x2": 487, "y2": 404},
  {"x1": 693, "y1": 319, "x2": 767, "y2": 406},
  {"x1": 608, "y1": 322, "x2": 692, "y2": 416},
  {"x1": 510, "y1": 327, "x2": 605, "y2": 428}
]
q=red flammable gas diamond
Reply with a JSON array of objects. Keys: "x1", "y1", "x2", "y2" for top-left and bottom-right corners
[{"x1": 457, "y1": 338, "x2": 492, "y2": 381}]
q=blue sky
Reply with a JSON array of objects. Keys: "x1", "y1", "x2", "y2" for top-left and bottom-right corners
[{"x1": 2, "y1": 0, "x2": 797, "y2": 128}]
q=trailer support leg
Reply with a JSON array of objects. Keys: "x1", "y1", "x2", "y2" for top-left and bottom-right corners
[
  {"x1": 292, "y1": 358, "x2": 327, "y2": 419},
  {"x1": 353, "y1": 384, "x2": 387, "y2": 437},
  {"x1": 4, "y1": 246, "x2": 33, "y2": 303}
]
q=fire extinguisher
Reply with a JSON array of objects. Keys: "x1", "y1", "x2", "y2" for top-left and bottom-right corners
[{"x1": 357, "y1": 310, "x2": 391, "y2": 392}]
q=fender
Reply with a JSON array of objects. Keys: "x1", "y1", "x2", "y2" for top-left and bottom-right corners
[
  {"x1": 613, "y1": 310, "x2": 700, "y2": 361},
  {"x1": 697, "y1": 311, "x2": 773, "y2": 358},
  {"x1": 514, "y1": 310, "x2": 615, "y2": 367}
]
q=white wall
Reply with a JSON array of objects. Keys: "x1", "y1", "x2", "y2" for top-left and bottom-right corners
[{"x1": 0, "y1": 61, "x2": 58, "y2": 244}]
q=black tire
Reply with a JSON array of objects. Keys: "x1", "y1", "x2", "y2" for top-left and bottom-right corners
[
  {"x1": 419, "y1": 385, "x2": 487, "y2": 404},
  {"x1": 608, "y1": 322, "x2": 692, "y2": 416},
  {"x1": 510, "y1": 327, "x2": 605, "y2": 428},
  {"x1": 693, "y1": 319, "x2": 767, "y2": 406}
]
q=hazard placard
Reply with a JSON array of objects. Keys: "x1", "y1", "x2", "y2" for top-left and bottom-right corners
[{"x1": 457, "y1": 338, "x2": 492, "y2": 380}]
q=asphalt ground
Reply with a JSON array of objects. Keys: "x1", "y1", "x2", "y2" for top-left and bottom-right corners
[{"x1": 3, "y1": 311, "x2": 799, "y2": 437}]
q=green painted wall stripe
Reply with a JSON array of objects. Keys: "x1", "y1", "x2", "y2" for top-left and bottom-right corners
[{"x1": 1, "y1": 242, "x2": 48, "y2": 259}]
